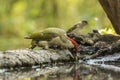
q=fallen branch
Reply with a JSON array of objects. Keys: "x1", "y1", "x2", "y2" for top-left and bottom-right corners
[{"x1": 0, "y1": 49, "x2": 74, "y2": 68}]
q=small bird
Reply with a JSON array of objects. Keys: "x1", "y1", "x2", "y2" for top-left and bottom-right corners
[
  {"x1": 66, "y1": 20, "x2": 88, "y2": 61},
  {"x1": 67, "y1": 20, "x2": 88, "y2": 37}
]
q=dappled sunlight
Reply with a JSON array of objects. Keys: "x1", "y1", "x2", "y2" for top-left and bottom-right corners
[{"x1": 99, "y1": 28, "x2": 116, "y2": 35}]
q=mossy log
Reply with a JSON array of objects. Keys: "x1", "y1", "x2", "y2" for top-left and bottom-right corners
[{"x1": 0, "y1": 49, "x2": 75, "y2": 68}]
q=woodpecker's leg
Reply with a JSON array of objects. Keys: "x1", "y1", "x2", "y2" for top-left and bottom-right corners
[
  {"x1": 29, "y1": 40, "x2": 38, "y2": 49},
  {"x1": 38, "y1": 41, "x2": 49, "y2": 49},
  {"x1": 44, "y1": 44, "x2": 49, "y2": 50}
]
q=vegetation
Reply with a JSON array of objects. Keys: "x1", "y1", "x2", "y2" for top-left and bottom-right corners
[{"x1": 0, "y1": 0, "x2": 113, "y2": 50}]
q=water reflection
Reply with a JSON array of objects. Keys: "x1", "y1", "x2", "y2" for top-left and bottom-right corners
[{"x1": 0, "y1": 62, "x2": 120, "y2": 80}]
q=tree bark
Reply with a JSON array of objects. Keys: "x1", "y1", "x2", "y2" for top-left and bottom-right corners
[{"x1": 99, "y1": 0, "x2": 120, "y2": 34}]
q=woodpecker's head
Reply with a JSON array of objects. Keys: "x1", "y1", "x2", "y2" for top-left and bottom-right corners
[{"x1": 67, "y1": 36, "x2": 79, "y2": 54}]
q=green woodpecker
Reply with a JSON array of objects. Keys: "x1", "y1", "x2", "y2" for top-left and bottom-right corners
[
  {"x1": 25, "y1": 28, "x2": 79, "y2": 60},
  {"x1": 25, "y1": 28, "x2": 68, "y2": 49},
  {"x1": 25, "y1": 28, "x2": 78, "y2": 50}
]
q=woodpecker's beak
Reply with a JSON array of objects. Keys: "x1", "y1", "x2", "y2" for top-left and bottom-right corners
[{"x1": 24, "y1": 35, "x2": 31, "y2": 39}]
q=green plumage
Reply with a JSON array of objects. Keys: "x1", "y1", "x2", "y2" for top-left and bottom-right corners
[
  {"x1": 25, "y1": 28, "x2": 66, "y2": 41},
  {"x1": 25, "y1": 28, "x2": 69, "y2": 49}
]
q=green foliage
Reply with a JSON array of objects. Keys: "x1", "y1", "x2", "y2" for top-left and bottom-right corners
[
  {"x1": 99, "y1": 28, "x2": 116, "y2": 35},
  {"x1": 0, "y1": 0, "x2": 113, "y2": 50}
]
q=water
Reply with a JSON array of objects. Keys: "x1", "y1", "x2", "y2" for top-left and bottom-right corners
[{"x1": 0, "y1": 62, "x2": 120, "y2": 80}]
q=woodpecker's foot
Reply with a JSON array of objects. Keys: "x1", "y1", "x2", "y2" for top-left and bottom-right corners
[{"x1": 29, "y1": 44, "x2": 37, "y2": 49}]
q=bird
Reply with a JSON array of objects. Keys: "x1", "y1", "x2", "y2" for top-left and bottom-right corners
[
  {"x1": 67, "y1": 20, "x2": 88, "y2": 37},
  {"x1": 66, "y1": 20, "x2": 88, "y2": 61},
  {"x1": 25, "y1": 27, "x2": 79, "y2": 61},
  {"x1": 24, "y1": 28, "x2": 69, "y2": 49}
]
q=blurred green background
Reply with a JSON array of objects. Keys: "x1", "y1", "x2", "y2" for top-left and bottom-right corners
[{"x1": 0, "y1": 0, "x2": 113, "y2": 51}]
